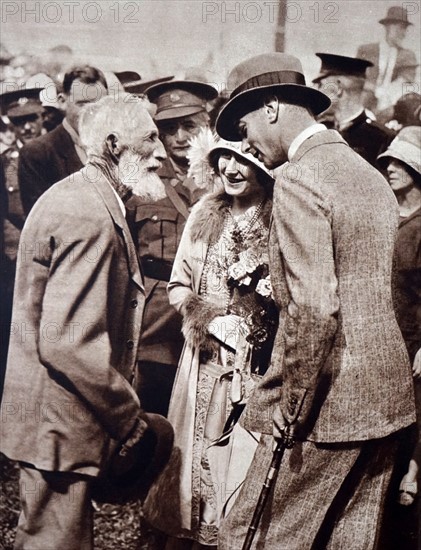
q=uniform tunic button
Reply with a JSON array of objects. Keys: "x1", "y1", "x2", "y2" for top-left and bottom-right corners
[
  {"x1": 126, "y1": 340, "x2": 134, "y2": 350},
  {"x1": 151, "y1": 215, "x2": 158, "y2": 221},
  {"x1": 130, "y1": 299, "x2": 138, "y2": 308}
]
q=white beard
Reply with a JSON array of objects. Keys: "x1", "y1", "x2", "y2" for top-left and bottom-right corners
[{"x1": 119, "y1": 150, "x2": 166, "y2": 201}]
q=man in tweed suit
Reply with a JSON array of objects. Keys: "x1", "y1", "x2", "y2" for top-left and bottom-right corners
[{"x1": 215, "y1": 53, "x2": 416, "y2": 549}]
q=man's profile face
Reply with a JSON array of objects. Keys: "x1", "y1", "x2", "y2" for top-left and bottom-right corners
[
  {"x1": 158, "y1": 113, "x2": 206, "y2": 163},
  {"x1": 237, "y1": 108, "x2": 286, "y2": 170},
  {"x1": 385, "y1": 23, "x2": 408, "y2": 47},
  {"x1": 118, "y1": 109, "x2": 167, "y2": 201},
  {"x1": 66, "y1": 79, "x2": 108, "y2": 133},
  {"x1": 9, "y1": 113, "x2": 43, "y2": 144}
]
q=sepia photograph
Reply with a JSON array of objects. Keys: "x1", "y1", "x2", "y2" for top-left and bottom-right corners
[{"x1": 0, "y1": 1, "x2": 420, "y2": 549}]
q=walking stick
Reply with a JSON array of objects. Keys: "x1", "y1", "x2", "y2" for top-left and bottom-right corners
[{"x1": 241, "y1": 427, "x2": 295, "y2": 550}]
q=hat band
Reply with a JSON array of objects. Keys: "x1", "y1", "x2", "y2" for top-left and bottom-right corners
[
  {"x1": 157, "y1": 101, "x2": 206, "y2": 114},
  {"x1": 231, "y1": 70, "x2": 306, "y2": 98}
]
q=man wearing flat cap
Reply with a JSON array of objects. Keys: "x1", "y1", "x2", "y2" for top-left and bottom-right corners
[
  {"x1": 357, "y1": 6, "x2": 418, "y2": 112},
  {"x1": 127, "y1": 79, "x2": 218, "y2": 418},
  {"x1": 313, "y1": 53, "x2": 395, "y2": 168},
  {"x1": 215, "y1": 52, "x2": 416, "y2": 549}
]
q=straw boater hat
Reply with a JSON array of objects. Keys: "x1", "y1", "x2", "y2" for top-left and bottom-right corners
[
  {"x1": 216, "y1": 53, "x2": 331, "y2": 141},
  {"x1": 379, "y1": 6, "x2": 413, "y2": 27},
  {"x1": 377, "y1": 126, "x2": 421, "y2": 176}
]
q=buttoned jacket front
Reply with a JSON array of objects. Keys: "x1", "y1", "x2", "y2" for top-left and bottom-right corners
[
  {"x1": 0, "y1": 166, "x2": 145, "y2": 476},
  {"x1": 242, "y1": 130, "x2": 416, "y2": 443}
]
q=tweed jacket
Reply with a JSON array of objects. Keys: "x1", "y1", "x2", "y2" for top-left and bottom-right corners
[
  {"x1": 18, "y1": 123, "x2": 83, "y2": 215},
  {"x1": 242, "y1": 130, "x2": 416, "y2": 443},
  {"x1": 0, "y1": 166, "x2": 145, "y2": 476}
]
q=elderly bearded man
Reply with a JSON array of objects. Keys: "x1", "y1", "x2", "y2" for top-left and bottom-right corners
[
  {"x1": 0, "y1": 94, "x2": 167, "y2": 550},
  {"x1": 215, "y1": 53, "x2": 416, "y2": 550}
]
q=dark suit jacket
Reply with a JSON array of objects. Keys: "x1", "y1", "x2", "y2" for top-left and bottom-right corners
[
  {"x1": 18, "y1": 123, "x2": 83, "y2": 215},
  {"x1": 0, "y1": 166, "x2": 145, "y2": 476},
  {"x1": 242, "y1": 130, "x2": 416, "y2": 443}
]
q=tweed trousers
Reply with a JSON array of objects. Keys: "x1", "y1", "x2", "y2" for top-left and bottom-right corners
[
  {"x1": 218, "y1": 432, "x2": 401, "y2": 550},
  {"x1": 14, "y1": 465, "x2": 93, "y2": 550}
]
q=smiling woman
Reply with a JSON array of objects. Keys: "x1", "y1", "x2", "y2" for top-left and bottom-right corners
[{"x1": 142, "y1": 133, "x2": 277, "y2": 548}]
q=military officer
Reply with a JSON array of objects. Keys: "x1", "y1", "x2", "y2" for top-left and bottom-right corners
[
  {"x1": 0, "y1": 87, "x2": 44, "y2": 399},
  {"x1": 313, "y1": 53, "x2": 395, "y2": 169},
  {"x1": 127, "y1": 79, "x2": 218, "y2": 417}
]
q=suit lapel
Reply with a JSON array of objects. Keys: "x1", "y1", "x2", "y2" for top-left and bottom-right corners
[{"x1": 86, "y1": 167, "x2": 144, "y2": 291}]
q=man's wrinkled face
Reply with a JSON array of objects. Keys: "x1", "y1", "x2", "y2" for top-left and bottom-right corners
[
  {"x1": 119, "y1": 110, "x2": 167, "y2": 201},
  {"x1": 314, "y1": 76, "x2": 339, "y2": 117},
  {"x1": 158, "y1": 112, "x2": 207, "y2": 163},
  {"x1": 9, "y1": 113, "x2": 43, "y2": 143},
  {"x1": 237, "y1": 108, "x2": 286, "y2": 169},
  {"x1": 66, "y1": 80, "x2": 108, "y2": 133}
]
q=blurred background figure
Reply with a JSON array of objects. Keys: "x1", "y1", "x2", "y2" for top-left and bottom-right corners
[
  {"x1": 313, "y1": 53, "x2": 394, "y2": 169},
  {"x1": 386, "y1": 92, "x2": 421, "y2": 131},
  {"x1": 18, "y1": 65, "x2": 108, "y2": 216},
  {"x1": 0, "y1": 86, "x2": 44, "y2": 401},
  {"x1": 127, "y1": 78, "x2": 218, "y2": 418},
  {"x1": 377, "y1": 126, "x2": 421, "y2": 549},
  {"x1": 357, "y1": 6, "x2": 417, "y2": 113},
  {"x1": 26, "y1": 73, "x2": 65, "y2": 132}
]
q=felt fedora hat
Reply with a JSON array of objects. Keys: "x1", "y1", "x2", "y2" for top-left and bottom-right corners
[
  {"x1": 216, "y1": 53, "x2": 331, "y2": 141},
  {"x1": 379, "y1": 6, "x2": 413, "y2": 26},
  {"x1": 92, "y1": 413, "x2": 174, "y2": 504}
]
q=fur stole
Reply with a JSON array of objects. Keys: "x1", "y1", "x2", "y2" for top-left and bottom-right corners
[
  {"x1": 188, "y1": 191, "x2": 273, "y2": 245},
  {"x1": 181, "y1": 193, "x2": 273, "y2": 352}
]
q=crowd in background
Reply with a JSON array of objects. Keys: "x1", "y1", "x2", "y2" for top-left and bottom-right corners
[{"x1": 0, "y1": 5, "x2": 420, "y2": 550}]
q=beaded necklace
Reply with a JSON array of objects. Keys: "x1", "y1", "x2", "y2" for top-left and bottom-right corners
[{"x1": 228, "y1": 199, "x2": 265, "y2": 244}]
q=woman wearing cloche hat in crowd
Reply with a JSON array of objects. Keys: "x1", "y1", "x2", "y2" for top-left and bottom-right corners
[
  {"x1": 142, "y1": 129, "x2": 278, "y2": 548},
  {"x1": 378, "y1": 127, "x2": 421, "y2": 521}
]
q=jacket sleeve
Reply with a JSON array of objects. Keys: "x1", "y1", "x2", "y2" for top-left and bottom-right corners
[
  {"x1": 32, "y1": 212, "x2": 141, "y2": 442},
  {"x1": 272, "y1": 167, "x2": 339, "y2": 427}
]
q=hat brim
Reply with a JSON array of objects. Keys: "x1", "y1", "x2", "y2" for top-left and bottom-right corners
[
  {"x1": 92, "y1": 413, "x2": 174, "y2": 504},
  {"x1": 215, "y1": 84, "x2": 331, "y2": 141},
  {"x1": 155, "y1": 104, "x2": 207, "y2": 121},
  {"x1": 379, "y1": 18, "x2": 412, "y2": 26},
  {"x1": 208, "y1": 142, "x2": 274, "y2": 181},
  {"x1": 377, "y1": 149, "x2": 421, "y2": 176},
  {"x1": 146, "y1": 80, "x2": 218, "y2": 103},
  {"x1": 124, "y1": 76, "x2": 175, "y2": 96}
]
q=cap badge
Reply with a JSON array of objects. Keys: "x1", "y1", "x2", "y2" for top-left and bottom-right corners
[{"x1": 170, "y1": 93, "x2": 181, "y2": 103}]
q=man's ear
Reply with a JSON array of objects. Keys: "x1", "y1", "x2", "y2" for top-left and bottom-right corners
[
  {"x1": 105, "y1": 133, "x2": 123, "y2": 158},
  {"x1": 263, "y1": 96, "x2": 279, "y2": 124},
  {"x1": 56, "y1": 92, "x2": 68, "y2": 112}
]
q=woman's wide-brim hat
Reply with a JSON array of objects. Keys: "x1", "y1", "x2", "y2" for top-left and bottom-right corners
[
  {"x1": 216, "y1": 53, "x2": 331, "y2": 141},
  {"x1": 208, "y1": 139, "x2": 274, "y2": 182},
  {"x1": 92, "y1": 413, "x2": 174, "y2": 504},
  {"x1": 377, "y1": 126, "x2": 421, "y2": 176}
]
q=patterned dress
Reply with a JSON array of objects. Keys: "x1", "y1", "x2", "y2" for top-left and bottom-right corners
[{"x1": 143, "y1": 201, "x2": 277, "y2": 546}]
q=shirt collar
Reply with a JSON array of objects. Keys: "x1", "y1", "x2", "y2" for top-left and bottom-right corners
[
  {"x1": 288, "y1": 123, "x2": 327, "y2": 161},
  {"x1": 108, "y1": 182, "x2": 126, "y2": 216}
]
